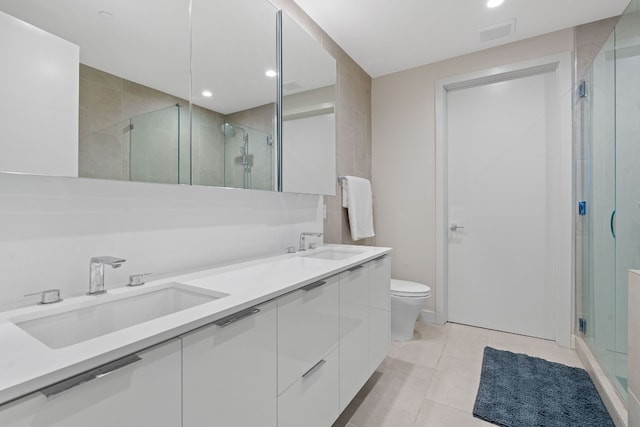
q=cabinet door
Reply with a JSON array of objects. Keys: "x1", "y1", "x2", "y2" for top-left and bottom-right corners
[
  {"x1": 278, "y1": 275, "x2": 339, "y2": 394},
  {"x1": 182, "y1": 301, "x2": 277, "y2": 427},
  {"x1": 339, "y1": 264, "x2": 370, "y2": 412},
  {"x1": 369, "y1": 255, "x2": 391, "y2": 374},
  {"x1": 278, "y1": 348, "x2": 339, "y2": 427},
  {"x1": 0, "y1": 340, "x2": 182, "y2": 427}
]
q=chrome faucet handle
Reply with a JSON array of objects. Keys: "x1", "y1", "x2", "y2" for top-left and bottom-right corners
[
  {"x1": 90, "y1": 256, "x2": 126, "y2": 268},
  {"x1": 25, "y1": 289, "x2": 62, "y2": 305},
  {"x1": 285, "y1": 247, "x2": 297, "y2": 254},
  {"x1": 128, "y1": 273, "x2": 151, "y2": 287},
  {"x1": 299, "y1": 232, "x2": 324, "y2": 251},
  {"x1": 309, "y1": 242, "x2": 318, "y2": 250}
]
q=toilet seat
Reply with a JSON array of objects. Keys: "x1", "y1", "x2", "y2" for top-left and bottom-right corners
[{"x1": 390, "y1": 279, "x2": 431, "y2": 298}]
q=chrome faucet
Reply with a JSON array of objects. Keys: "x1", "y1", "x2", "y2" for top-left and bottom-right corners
[
  {"x1": 89, "y1": 256, "x2": 126, "y2": 295},
  {"x1": 299, "y1": 232, "x2": 323, "y2": 251}
]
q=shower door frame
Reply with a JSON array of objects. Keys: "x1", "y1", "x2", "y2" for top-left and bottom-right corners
[{"x1": 434, "y1": 52, "x2": 574, "y2": 347}]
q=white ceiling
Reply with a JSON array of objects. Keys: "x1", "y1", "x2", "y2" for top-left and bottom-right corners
[
  {"x1": 293, "y1": 0, "x2": 631, "y2": 77},
  {"x1": 1, "y1": 0, "x2": 630, "y2": 111},
  {"x1": 0, "y1": 0, "x2": 335, "y2": 115}
]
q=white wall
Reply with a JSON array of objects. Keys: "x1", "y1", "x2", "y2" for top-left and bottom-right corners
[
  {"x1": 283, "y1": 113, "x2": 336, "y2": 195},
  {"x1": 0, "y1": 11, "x2": 79, "y2": 177},
  {"x1": 0, "y1": 173, "x2": 322, "y2": 308},
  {"x1": 372, "y1": 29, "x2": 574, "y2": 314}
]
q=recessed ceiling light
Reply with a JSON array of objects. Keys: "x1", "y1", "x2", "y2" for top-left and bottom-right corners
[
  {"x1": 487, "y1": 0, "x2": 504, "y2": 8},
  {"x1": 265, "y1": 70, "x2": 277, "y2": 78},
  {"x1": 202, "y1": 90, "x2": 212, "y2": 97},
  {"x1": 98, "y1": 11, "x2": 114, "y2": 19}
]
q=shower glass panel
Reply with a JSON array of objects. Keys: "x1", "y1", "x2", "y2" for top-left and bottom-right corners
[
  {"x1": 222, "y1": 121, "x2": 274, "y2": 190},
  {"x1": 191, "y1": 107, "x2": 225, "y2": 187},
  {"x1": 613, "y1": 0, "x2": 640, "y2": 398},
  {"x1": 581, "y1": 0, "x2": 640, "y2": 401},
  {"x1": 129, "y1": 104, "x2": 189, "y2": 184},
  {"x1": 582, "y1": 31, "x2": 622, "y2": 399}
]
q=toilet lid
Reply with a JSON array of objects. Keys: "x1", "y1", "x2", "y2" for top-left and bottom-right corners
[{"x1": 390, "y1": 279, "x2": 431, "y2": 297}]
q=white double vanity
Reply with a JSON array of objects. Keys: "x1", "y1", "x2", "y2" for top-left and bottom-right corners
[{"x1": 0, "y1": 245, "x2": 391, "y2": 427}]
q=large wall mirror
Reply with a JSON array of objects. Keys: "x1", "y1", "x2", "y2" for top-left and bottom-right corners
[
  {"x1": 191, "y1": 0, "x2": 278, "y2": 191},
  {"x1": 0, "y1": 0, "x2": 194, "y2": 184},
  {"x1": 0, "y1": 1, "x2": 337, "y2": 195},
  {"x1": 281, "y1": 12, "x2": 337, "y2": 196}
]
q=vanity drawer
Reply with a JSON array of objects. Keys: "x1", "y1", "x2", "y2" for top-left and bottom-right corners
[
  {"x1": 277, "y1": 275, "x2": 339, "y2": 395},
  {"x1": 339, "y1": 263, "x2": 371, "y2": 412},
  {"x1": 369, "y1": 256, "x2": 391, "y2": 374},
  {"x1": 182, "y1": 301, "x2": 277, "y2": 427},
  {"x1": 0, "y1": 339, "x2": 182, "y2": 427},
  {"x1": 277, "y1": 348, "x2": 339, "y2": 427},
  {"x1": 369, "y1": 255, "x2": 391, "y2": 311}
]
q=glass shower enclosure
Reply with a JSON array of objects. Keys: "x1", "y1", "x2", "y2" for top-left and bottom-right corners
[
  {"x1": 221, "y1": 121, "x2": 274, "y2": 191},
  {"x1": 130, "y1": 104, "x2": 189, "y2": 184},
  {"x1": 580, "y1": 0, "x2": 640, "y2": 402},
  {"x1": 127, "y1": 110, "x2": 274, "y2": 190},
  {"x1": 81, "y1": 100, "x2": 275, "y2": 190}
]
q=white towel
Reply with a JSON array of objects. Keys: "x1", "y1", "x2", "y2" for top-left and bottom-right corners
[{"x1": 341, "y1": 176, "x2": 375, "y2": 241}]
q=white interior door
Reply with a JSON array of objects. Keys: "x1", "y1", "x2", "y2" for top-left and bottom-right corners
[{"x1": 446, "y1": 71, "x2": 557, "y2": 340}]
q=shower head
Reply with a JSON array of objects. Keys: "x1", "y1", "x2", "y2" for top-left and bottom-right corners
[
  {"x1": 221, "y1": 123, "x2": 246, "y2": 139},
  {"x1": 221, "y1": 123, "x2": 236, "y2": 137}
]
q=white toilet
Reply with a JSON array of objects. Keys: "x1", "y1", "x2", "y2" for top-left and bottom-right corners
[{"x1": 390, "y1": 279, "x2": 431, "y2": 341}]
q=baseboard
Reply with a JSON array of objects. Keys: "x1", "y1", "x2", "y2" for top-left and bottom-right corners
[
  {"x1": 575, "y1": 336, "x2": 628, "y2": 427},
  {"x1": 419, "y1": 309, "x2": 436, "y2": 324}
]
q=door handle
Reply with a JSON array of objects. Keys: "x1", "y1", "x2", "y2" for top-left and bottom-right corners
[
  {"x1": 449, "y1": 223, "x2": 465, "y2": 231},
  {"x1": 610, "y1": 210, "x2": 616, "y2": 239}
]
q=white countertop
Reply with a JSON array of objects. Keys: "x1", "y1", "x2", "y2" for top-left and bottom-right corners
[{"x1": 0, "y1": 244, "x2": 391, "y2": 405}]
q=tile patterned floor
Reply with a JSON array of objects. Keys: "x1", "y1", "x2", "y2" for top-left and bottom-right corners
[{"x1": 333, "y1": 322, "x2": 583, "y2": 427}]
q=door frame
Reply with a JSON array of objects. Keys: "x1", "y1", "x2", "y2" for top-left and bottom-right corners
[{"x1": 434, "y1": 52, "x2": 573, "y2": 347}]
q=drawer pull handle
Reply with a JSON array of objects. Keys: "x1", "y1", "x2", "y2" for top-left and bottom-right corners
[
  {"x1": 214, "y1": 307, "x2": 261, "y2": 327},
  {"x1": 41, "y1": 354, "x2": 142, "y2": 398},
  {"x1": 302, "y1": 359, "x2": 327, "y2": 379},
  {"x1": 373, "y1": 255, "x2": 387, "y2": 262},
  {"x1": 301, "y1": 280, "x2": 327, "y2": 292},
  {"x1": 347, "y1": 265, "x2": 364, "y2": 272}
]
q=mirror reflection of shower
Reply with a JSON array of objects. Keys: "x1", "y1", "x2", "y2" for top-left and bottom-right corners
[
  {"x1": 219, "y1": 121, "x2": 274, "y2": 191},
  {"x1": 221, "y1": 122, "x2": 251, "y2": 189}
]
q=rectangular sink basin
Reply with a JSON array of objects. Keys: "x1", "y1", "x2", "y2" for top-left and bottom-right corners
[
  {"x1": 13, "y1": 283, "x2": 227, "y2": 349},
  {"x1": 302, "y1": 248, "x2": 366, "y2": 261}
]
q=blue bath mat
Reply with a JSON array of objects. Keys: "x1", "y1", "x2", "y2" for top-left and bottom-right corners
[{"x1": 473, "y1": 347, "x2": 615, "y2": 427}]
